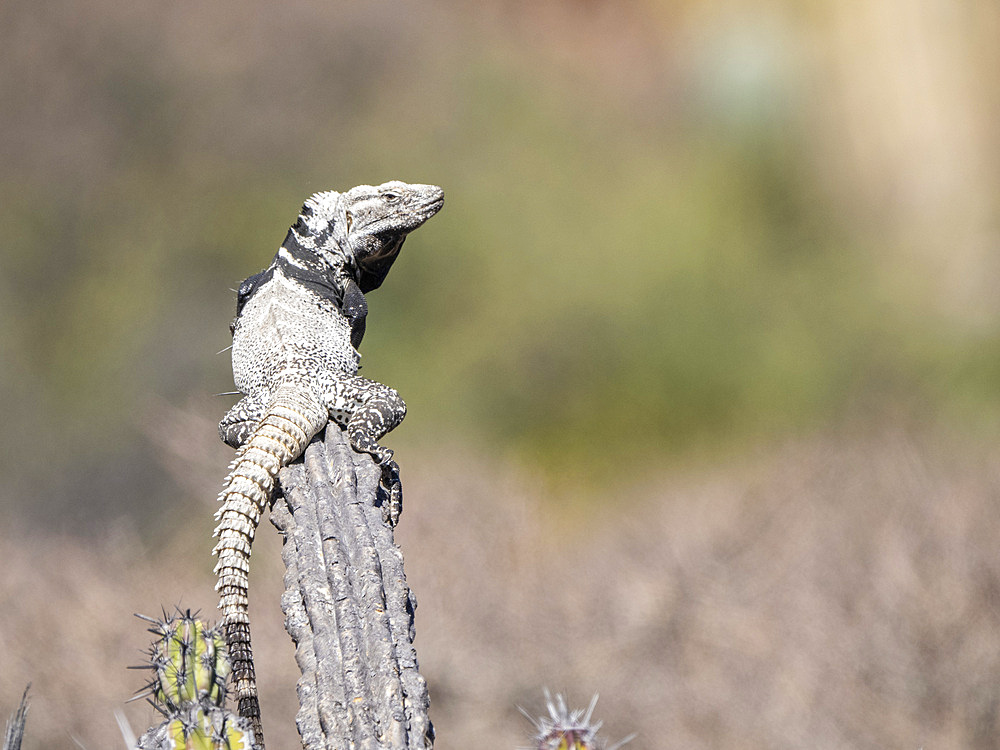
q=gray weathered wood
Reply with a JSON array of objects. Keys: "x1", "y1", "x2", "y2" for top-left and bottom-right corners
[{"x1": 272, "y1": 426, "x2": 432, "y2": 750}]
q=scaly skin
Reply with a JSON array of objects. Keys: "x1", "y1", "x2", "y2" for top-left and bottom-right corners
[{"x1": 212, "y1": 182, "x2": 443, "y2": 747}]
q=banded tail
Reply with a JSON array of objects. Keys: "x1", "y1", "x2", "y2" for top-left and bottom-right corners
[{"x1": 212, "y1": 383, "x2": 327, "y2": 746}]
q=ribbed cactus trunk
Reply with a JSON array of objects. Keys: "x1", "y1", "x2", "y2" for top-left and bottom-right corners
[
  {"x1": 213, "y1": 383, "x2": 328, "y2": 747},
  {"x1": 272, "y1": 425, "x2": 433, "y2": 750}
]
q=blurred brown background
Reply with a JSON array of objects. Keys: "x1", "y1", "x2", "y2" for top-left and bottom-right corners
[{"x1": 2, "y1": 1, "x2": 1000, "y2": 747}]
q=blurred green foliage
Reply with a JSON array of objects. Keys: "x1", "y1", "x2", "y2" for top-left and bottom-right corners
[{"x1": 1, "y1": 1, "x2": 998, "y2": 525}]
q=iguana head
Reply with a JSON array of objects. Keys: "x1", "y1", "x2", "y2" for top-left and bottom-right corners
[
  {"x1": 339, "y1": 181, "x2": 444, "y2": 292},
  {"x1": 293, "y1": 181, "x2": 444, "y2": 293}
]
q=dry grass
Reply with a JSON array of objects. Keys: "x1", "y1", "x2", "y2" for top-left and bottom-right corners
[{"x1": 3, "y1": 425, "x2": 1000, "y2": 749}]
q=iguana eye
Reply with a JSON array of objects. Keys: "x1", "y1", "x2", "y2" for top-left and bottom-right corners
[
  {"x1": 382, "y1": 192, "x2": 400, "y2": 204},
  {"x1": 345, "y1": 210, "x2": 353, "y2": 231}
]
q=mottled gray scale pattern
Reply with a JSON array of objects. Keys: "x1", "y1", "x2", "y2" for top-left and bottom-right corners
[
  {"x1": 231, "y1": 273, "x2": 360, "y2": 397},
  {"x1": 211, "y1": 181, "x2": 443, "y2": 749}
]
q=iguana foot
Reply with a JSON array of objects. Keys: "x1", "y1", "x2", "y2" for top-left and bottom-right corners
[{"x1": 378, "y1": 459, "x2": 402, "y2": 526}]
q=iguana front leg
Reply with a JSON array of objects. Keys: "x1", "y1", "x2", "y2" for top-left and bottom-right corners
[{"x1": 324, "y1": 375, "x2": 406, "y2": 525}]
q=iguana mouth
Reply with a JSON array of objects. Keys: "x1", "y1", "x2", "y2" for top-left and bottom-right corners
[{"x1": 420, "y1": 190, "x2": 444, "y2": 217}]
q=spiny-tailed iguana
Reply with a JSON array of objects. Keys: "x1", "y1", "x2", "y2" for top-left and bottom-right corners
[{"x1": 213, "y1": 181, "x2": 443, "y2": 747}]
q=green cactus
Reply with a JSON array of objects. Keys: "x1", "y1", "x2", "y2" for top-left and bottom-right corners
[
  {"x1": 137, "y1": 610, "x2": 230, "y2": 711},
  {"x1": 134, "y1": 610, "x2": 256, "y2": 750},
  {"x1": 147, "y1": 705, "x2": 255, "y2": 750}
]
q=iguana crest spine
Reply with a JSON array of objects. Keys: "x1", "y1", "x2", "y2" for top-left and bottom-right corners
[{"x1": 212, "y1": 181, "x2": 443, "y2": 747}]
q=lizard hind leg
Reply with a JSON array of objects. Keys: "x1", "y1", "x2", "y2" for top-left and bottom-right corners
[{"x1": 219, "y1": 394, "x2": 267, "y2": 449}]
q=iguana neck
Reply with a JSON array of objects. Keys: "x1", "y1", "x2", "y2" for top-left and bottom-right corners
[{"x1": 273, "y1": 230, "x2": 353, "y2": 303}]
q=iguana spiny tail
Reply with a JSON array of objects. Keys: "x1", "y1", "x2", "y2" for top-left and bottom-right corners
[{"x1": 213, "y1": 181, "x2": 444, "y2": 747}]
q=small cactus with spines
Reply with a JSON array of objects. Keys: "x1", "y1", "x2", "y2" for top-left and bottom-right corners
[
  {"x1": 521, "y1": 691, "x2": 634, "y2": 750},
  {"x1": 138, "y1": 610, "x2": 230, "y2": 710},
  {"x1": 132, "y1": 609, "x2": 257, "y2": 750},
  {"x1": 142, "y1": 704, "x2": 254, "y2": 750}
]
